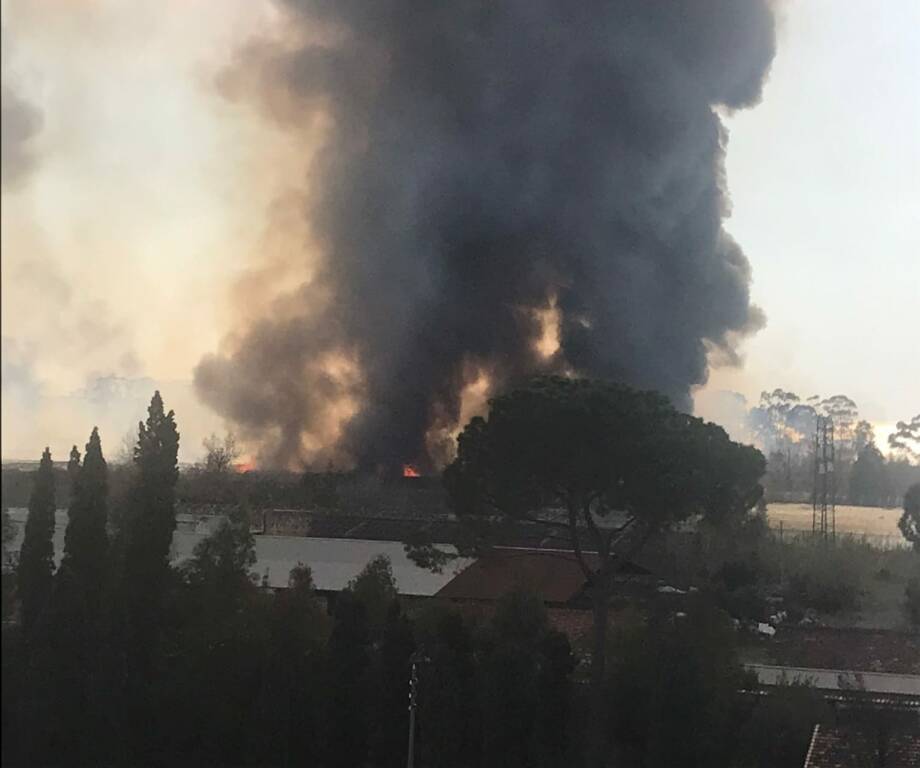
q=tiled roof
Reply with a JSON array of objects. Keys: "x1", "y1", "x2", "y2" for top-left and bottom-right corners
[
  {"x1": 437, "y1": 549, "x2": 592, "y2": 603},
  {"x1": 435, "y1": 548, "x2": 645, "y2": 604},
  {"x1": 804, "y1": 725, "x2": 920, "y2": 767},
  {"x1": 767, "y1": 627, "x2": 920, "y2": 676}
]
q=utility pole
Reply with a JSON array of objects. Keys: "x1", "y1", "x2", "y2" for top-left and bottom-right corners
[{"x1": 407, "y1": 648, "x2": 429, "y2": 768}]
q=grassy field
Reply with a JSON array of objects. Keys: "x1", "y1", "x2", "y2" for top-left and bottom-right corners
[
  {"x1": 768, "y1": 535, "x2": 918, "y2": 630},
  {"x1": 766, "y1": 502, "x2": 906, "y2": 548}
]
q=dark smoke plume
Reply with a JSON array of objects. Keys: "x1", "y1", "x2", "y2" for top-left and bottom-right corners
[{"x1": 195, "y1": 0, "x2": 776, "y2": 472}]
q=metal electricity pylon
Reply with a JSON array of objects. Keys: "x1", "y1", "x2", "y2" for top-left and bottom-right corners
[{"x1": 811, "y1": 415, "x2": 836, "y2": 544}]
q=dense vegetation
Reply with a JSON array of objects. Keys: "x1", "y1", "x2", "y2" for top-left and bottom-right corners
[
  {"x1": 2, "y1": 388, "x2": 917, "y2": 767},
  {"x1": 751, "y1": 390, "x2": 920, "y2": 506}
]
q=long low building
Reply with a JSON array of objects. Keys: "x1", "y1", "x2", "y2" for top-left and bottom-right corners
[
  {"x1": 746, "y1": 664, "x2": 920, "y2": 698},
  {"x1": 174, "y1": 531, "x2": 472, "y2": 595},
  {"x1": 3, "y1": 509, "x2": 471, "y2": 598},
  {"x1": 4, "y1": 508, "x2": 652, "y2": 603}
]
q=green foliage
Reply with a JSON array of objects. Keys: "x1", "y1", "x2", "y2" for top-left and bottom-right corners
[
  {"x1": 326, "y1": 589, "x2": 372, "y2": 768},
  {"x1": 115, "y1": 392, "x2": 181, "y2": 754},
  {"x1": 439, "y1": 376, "x2": 765, "y2": 768},
  {"x1": 42, "y1": 431, "x2": 110, "y2": 763},
  {"x1": 59, "y1": 428, "x2": 109, "y2": 609},
  {"x1": 15, "y1": 386, "x2": 906, "y2": 767},
  {"x1": 18, "y1": 448, "x2": 56, "y2": 637},
  {"x1": 126, "y1": 391, "x2": 180, "y2": 566},
  {"x1": 414, "y1": 606, "x2": 481, "y2": 768},
  {"x1": 66, "y1": 445, "x2": 81, "y2": 484},
  {"x1": 1, "y1": 466, "x2": 73, "y2": 510},
  {"x1": 898, "y1": 483, "x2": 920, "y2": 550},
  {"x1": 888, "y1": 413, "x2": 920, "y2": 462},
  {"x1": 348, "y1": 553, "x2": 399, "y2": 634},
  {"x1": 849, "y1": 442, "x2": 891, "y2": 506},
  {"x1": 445, "y1": 377, "x2": 765, "y2": 536},
  {"x1": 736, "y1": 682, "x2": 832, "y2": 768},
  {"x1": 1, "y1": 572, "x2": 15, "y2": 622},
  {"x1": 120, "y1": 392, "x2": 180, "y2": 650},
  {"x1": 182, "y1": 505, "x2": 256, "y2": 592},
  {"x1": 784, "y1": 543, "x2": 861, "y2": 613},
  {"x1": 251, "y1": 564, "x2": 329, "y2": 767},
  {"x1": 606, "y1": 602, "x2": 748, "y2": 768},
  {"x1": 479, "y1": 592, "x2": 576, "y2": 768},
  {"x1": 906, "y1": 576, "x2": 920, "y2": 626},
  {"x1": 160, "y1": 503, "x2": 266, "y2": 766},
  {"x1": 371, "y1": 601, "x2": 416, "y2": 768}
]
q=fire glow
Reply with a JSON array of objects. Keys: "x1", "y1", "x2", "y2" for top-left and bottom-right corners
[{"x1": 402, "y1": 464, "x2": 421, "y2": 478}]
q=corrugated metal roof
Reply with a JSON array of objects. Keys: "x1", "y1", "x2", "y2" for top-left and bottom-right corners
[
  {"x1": 4, "y1": 509, "x2": 471, "y2": 597},
  {"x1": 172, "y1": 533, "x2": 472, "y2": 596}
]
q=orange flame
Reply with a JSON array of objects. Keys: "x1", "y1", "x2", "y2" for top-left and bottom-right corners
[
  {"x1": 235, "y1": 461, "x2": 256, "y2": 473},
  {"x1": 402, "y1": 464, "x2": 421, "y2": 478}
]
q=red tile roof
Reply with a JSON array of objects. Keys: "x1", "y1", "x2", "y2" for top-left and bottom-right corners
[
  {"x1": 436, "y1": 549, "x2": 594, "y2": 604},
  {"x1": 804, "y1": 725, "x2": 920, "y2": 767}
]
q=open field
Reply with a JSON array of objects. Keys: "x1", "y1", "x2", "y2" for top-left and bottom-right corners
[{"x1": 766, "y1": 503, "x2": 907, "y2": 547}]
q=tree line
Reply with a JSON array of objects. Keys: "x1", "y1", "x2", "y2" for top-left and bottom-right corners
[
  {"x1": 3, "y1": 383, "x2": 915, "y2": 767},
  {"x1": 751, "y1": 389, "x2": 920, "y2": 506}
]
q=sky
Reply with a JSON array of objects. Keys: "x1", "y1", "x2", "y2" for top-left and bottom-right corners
[
  {"x1": 696, "y1": 0, "x2": 920, "y2": 446},
  {"x1": 1, "y1": 0, "x2": 917, "y2": 463}
]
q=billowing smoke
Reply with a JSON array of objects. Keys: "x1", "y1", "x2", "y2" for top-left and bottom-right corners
[
  {"x1": 195, "y1": 0, "x2": 776, "y2": 472},
  {"x1": 2, "y1": 27, "x2": 44, "y2": 190}
]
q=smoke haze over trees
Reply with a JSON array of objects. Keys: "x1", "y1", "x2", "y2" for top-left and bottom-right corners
[
  {"x1": 702, "y1": 388, "x2": 920, "y2": 506},
  {"x1": 195, "y1": 0, "x2": 777, "y2": 472}
]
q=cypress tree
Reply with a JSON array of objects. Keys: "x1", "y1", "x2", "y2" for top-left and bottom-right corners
[
  {"x1": 122, "y1": 392, "x2": 180, "y2": 631},
  {"x1": 326, "y1": 591, "x2": 371, "y2": 768},
  {"x1": 119, "y1": 390, "x2": 180, "y2": 757},
  {"x1": 51, "y1": 429, "x2": 109, "y2": 762},
  {"x1": 59, "y1": 428, "x2": 108, "y2": 613},
  {"x1": 66, "y1": 445, "x2": 81, "y2": 486},
  {"x1": 371, "y1": 600, "x2": 415, "y2": 768},
  {"x1": 18, "y1": 448, "x2": 56, "y2": 637}
]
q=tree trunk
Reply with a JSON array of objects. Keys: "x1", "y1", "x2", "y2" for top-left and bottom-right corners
[{"x1": 586, "y1": 574, "x2": 610, "y2": 768}]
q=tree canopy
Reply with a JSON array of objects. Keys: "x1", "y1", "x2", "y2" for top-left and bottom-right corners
[
  {"x1": 849, "y1": 442, "x2": 891, "y2": 507},
  {"x1": 60, "y1": 428, "x2": 109, "y2": 601},
  {"x1": 122, "y1": 390, "x2": 180, "y2": 611},
  {"x1": 431, "y1": 376, "x2": 765, "y2": 768},
  {"x1": 899, "y1": 483, "x2": 920, "y2": 551},
  {"x1": 441, "y1": 377, "x2": 765, "y2": 567},
  {"x1": 889, "y1": 414, "x2": 920, "y2": 463}
]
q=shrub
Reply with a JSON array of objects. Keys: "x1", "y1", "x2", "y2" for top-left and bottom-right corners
[
  {"x1": 787, "y1": 570, "x2": 857, "y2": 613},
  {"x1": 606, "y1": 602, "x2": 747, "y2": 767},
  {"x1": 737, "y1": 682, "x2": 832, "y2": 768},
  {"x1": 906, "y1": 578, "x2": 920, "y2": 625},
  {"x1": 785, "y1": 545, "x2": 861, "y2": 613},
  {"x1": 715, "y1": 560, "x2": 760, "y2": 591},
  {"x1": 722, "y1": 584, "x2": 768, "y2": 622}
]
